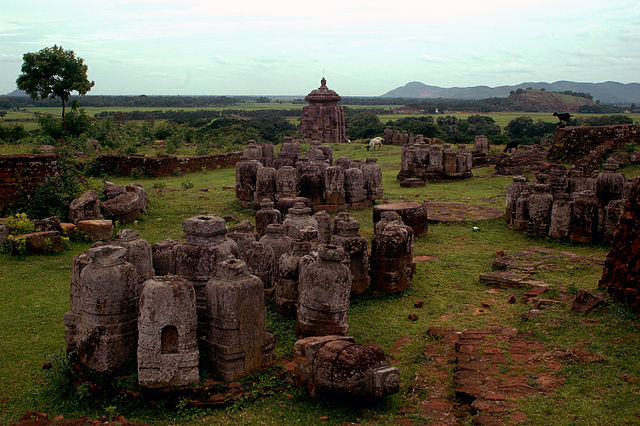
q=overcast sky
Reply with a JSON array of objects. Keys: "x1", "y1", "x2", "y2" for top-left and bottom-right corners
[{"x1": 1, "y1": 0, "x2": 639, "y2": 96}]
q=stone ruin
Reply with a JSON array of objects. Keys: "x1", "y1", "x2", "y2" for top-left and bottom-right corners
[
  {"x1": 294, "y1": 335, "x2": 400, "y2": 400},
  {"x1": 64, "y1": 210, "x2": 405, "y2": 401},
  {"x1": 397, "y1": 141, "x2": 472, "y2": 185},
  {"x1": 505, "y1": 159, "x2": 631, "y2": 244},
  {"x1": 66, "y1": 214, "x2": 277, "y2": 388},
  {"x1": 203, "y1": 258, "x2": 275, "y2": 380},
  {"x1": 235, "y1": 141, "x2": 383, "y2": 212},
  {"x1": 299, "y1": 77, "x2": 347, "y2": 143},
  {"x1": 370, "y1": 212, "x2": 416, "y2": 293},
  {"x1": 495, "y1": 145, "x2": 563, "y2": 176},
  {"x1": 599, "y1": 177, "x2": 640, "y2": 312},
  {"x1": 297, "y1": 244, "x2": 352, "y2": 338},
  {"x1": 382, "y1": 126, "x2": 443, "y2": 146},
  {"x1": 138, "y1": 275, "x2": 199, "y2": 388},
  {"x1": 64, "y1": 245, "x2": 138, "y2": 373}
]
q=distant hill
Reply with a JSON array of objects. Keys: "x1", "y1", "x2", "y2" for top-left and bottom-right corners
[
  {"x1": 509, "y1": 89, "x2": 595, "y2": 112},
  {"x1": 382, "y1": 81, "x2": 640, "y2": 104},
  {"x1": 6, "y1": 89, "x2": 27, "y2": 97}
]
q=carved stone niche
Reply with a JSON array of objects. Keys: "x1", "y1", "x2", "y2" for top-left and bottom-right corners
[
  {"x1": 138, "y1": 275, "x2": 199, "y2": 388},
  {"x1": 204, "y1": 258, "x2": 275, "y2": 380}
]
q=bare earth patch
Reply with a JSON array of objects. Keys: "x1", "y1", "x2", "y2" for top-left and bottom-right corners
[{"x1": 424, "y1": 202, "x2": 504, "y2": 223}]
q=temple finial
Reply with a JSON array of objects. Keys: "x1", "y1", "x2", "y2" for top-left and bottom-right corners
[{"x1": 320, "y1": 77, "x2": 326, "y2": 87}]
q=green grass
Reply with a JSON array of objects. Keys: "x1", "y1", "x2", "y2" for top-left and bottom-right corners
[{"x1": 0, "y1": 148, "x2": 639, "y2": 424}]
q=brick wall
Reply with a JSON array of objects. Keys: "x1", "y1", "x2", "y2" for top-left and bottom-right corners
[
  {"x1": 0, "y1": 154, "x2": 58, "y2": 215},
  {"x1": 95, "y1": 152, "x2": 243, "y2": 177},
  {"x1": 549, "y1": 124, "x2": 640, "y2": 164}
]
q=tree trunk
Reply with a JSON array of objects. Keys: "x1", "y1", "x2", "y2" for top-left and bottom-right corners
[{"x1": 61, "y1": 99, "x2": 67, "y2": 133}]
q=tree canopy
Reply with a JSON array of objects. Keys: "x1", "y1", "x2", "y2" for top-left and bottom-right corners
[{"x1": 16, "y1": 45, "x2": 94, "y2": 131}]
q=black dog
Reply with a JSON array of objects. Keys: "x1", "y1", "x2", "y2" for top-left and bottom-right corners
[
  {"x1": 553, "y1": 111, "x2": 571, "y2": 125},
  {"x1": 503, "y1": 140, "x2": 519, "y2": 153}
]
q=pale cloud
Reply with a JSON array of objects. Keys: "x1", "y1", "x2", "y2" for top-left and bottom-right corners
[{"x1": 1, "y1": 0, "x2": 639, "y2": 94}]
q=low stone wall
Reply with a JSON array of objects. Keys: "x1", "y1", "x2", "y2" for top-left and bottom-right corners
[
  {"x1": 0, "y1": 154, "x2": 58, "y2": 214},
  {"x1": 95, "y1": 152, "x2": 243, "y2": 177},
  {"x1": 549, "y1": 124, "x2": 640, "y2": 164}
]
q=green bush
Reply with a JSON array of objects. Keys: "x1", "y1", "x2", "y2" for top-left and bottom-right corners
[
  {"x1": 10, "y1": 157, "x2": 86, "y2": 219},
  {"x1": 5, "y1": 212, "x2": 35, "y2": 235}
]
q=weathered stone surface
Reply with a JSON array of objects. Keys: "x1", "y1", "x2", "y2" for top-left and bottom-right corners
[
  {"x1": 548, "y1": 194, "x2": 573, "y2": 240},
  {"x1": 33, "y1": 215, "x2": 61, "y2": 233},
  {"x1": 235, "y1": 159, "x2": 263, "y2": 208},
  {"x1": 323, "y1": 166, "x2": 345, "y2": 205},
  {"x1": 294, "y1": 335, "x2": 400, "y2": 400},
  {"x1": 254, "y1": 166, "x2": 277, "y2": 204},
  {"x1": 526, "y1": 184, "x2": 553, "y2": 238},
  {"x1": 12, "y1": 230, "x2": 63, "y2": 254},
  {"x1": 241, "y1": 241, "x2": 277, "y2": 301},
  {"x1": 227, "y1": 220, "x2": 258, "y2": 253},
  {"x1": 569, "y1": 190, "x2": 599, "y2": 243},
  {"x1": 513, "y1": 190, "x2": 531, "y2": 231},
  {"x1": 112, "y1": 229, "x2": 154, "y2": 283},
  {"x1": 151, "y1": 239, "x2": 177, "y2": 276},
  {"x1": 259, "y1": 224, "x2": 293, "y2": 266},
  {"x1": 204, "y1": 259, "x2": 275, "y2": 380},
  {"x1": 76, "y1": 219, "x2": 114, "y2": 241},
  {"x1": 373, "y1": 201, "x2": 428, "y2": 238},
  {"x1": 571, "y1": 289, "x2": 605, "y2": 314},
  {"x1": 398, "y1": 142, "x2": 472, "y2": 182},
  {"x1": 275, "y1": 166, "x2": 299, "y2": 200},
  {"x1": 276, "y1": 227, "x2": 316, "y2": 317},
  {"x1": 473, "y1": 135, "x2": 490, "y2": 152},
  {"x1": 400, "y1": 178, "x2": 425, "y2": 188},
  {"x1": 102, "y1": 181, "x2": 126, "y2": 199},
  {"x1": 344, "y1": 168, "x2": 367, "y2": 204},
  {"x1": 333, "y1": 212, "x2": 369, "y2": 295},
  {"x1": 370, "y1": 213, "x2": 415, "y2": 293},
  {"x1": 101, "y1": 190, "x2": 141, "y2": 223},
  {"x1": 495, "y1": 145, "x2": 561, "y2": 176},
  {"x1": 275, "y1": 196, "x2": 312, "y2": 217},
  {"x1": 300, "y1": 78, "x2": 347, "y2": 143},
  {"x1": 66, "y1": 245, "x2": 138, "y2": 373},
  {"x1": 361, "y1": 158, "x2": 383, "y2": 201},
  {"x1": 550, "y1": 124, "x2": 640, "y2": 165},
  {"x1": 298, "y1": 244, "x2": 351, "y2": 337},
  {"x1": 283, "y1": 202, "x2": 318, "y2": 241},
  {"x1": 255, "y1": 199, "x2": 281, "y2": 237},
  {"x1": 505, "y1": 176, "x2": 530, "y2": 228},
  {"x1": 69, "y1": 190, "x2": 103, "y2": 225},
  {"x1": 313, "y1": 210, "x2": 332, "y2": 244},
  {"x1": 599, "y1": 178, "x2": 640, "y2": 311},
  {"x1": 603, "y1": 199, "x2": 625, "y2": 244},
  {"x1": 171, "y1": 215, "x2": 238, "y2": 332},
  {"x1": 138, "y1": 275, "x2": 199, "y2": 388}
]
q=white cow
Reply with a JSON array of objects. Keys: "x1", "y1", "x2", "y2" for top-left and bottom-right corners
[{"x1": 368, "y1": 136, "x2": 383, "y2": 151}]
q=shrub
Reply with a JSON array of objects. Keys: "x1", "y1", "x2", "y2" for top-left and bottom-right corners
[{"x1": 5, "y1": 212, "x2": 35, "y2": 235}]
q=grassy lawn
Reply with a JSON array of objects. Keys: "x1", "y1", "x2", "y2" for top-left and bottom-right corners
[{"x1": 0, "y1": 144, "x2": 639, "y2": 424}]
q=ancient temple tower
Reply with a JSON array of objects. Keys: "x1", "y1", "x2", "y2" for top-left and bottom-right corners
[{"x1": 300, "y1": 78, "x2": 347, "y2": 143}]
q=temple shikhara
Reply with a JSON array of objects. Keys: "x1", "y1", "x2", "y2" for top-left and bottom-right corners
[{"x1": 300, "y1": 78, "x2": 347, "y2": 143}]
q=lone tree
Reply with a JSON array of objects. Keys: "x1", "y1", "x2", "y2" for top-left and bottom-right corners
[{"x1": 16, "y1": 45, "x2": 94, "y2": 132}]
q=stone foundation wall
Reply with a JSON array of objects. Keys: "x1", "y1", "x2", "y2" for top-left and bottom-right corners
[
  {"x1": 95, "y1": 152, "x2": 243, "y2": 177},
  {"x1": 0, "y1": 154, "x2": 58, "y2": 214},
  {"x1": 549, "y1": 124, "x2": 640, "y2": 164}
]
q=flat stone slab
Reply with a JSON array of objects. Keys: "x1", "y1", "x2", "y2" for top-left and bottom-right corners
[
  {"x1": 479, "y1": 271, "x2": 549, "y2": 290},
  {"x1": 424, "y1": 202, "x2": 503, "y2": 223},
  {"x1": 492, "y1": 246, "x2": 604, "y2": 272}
]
